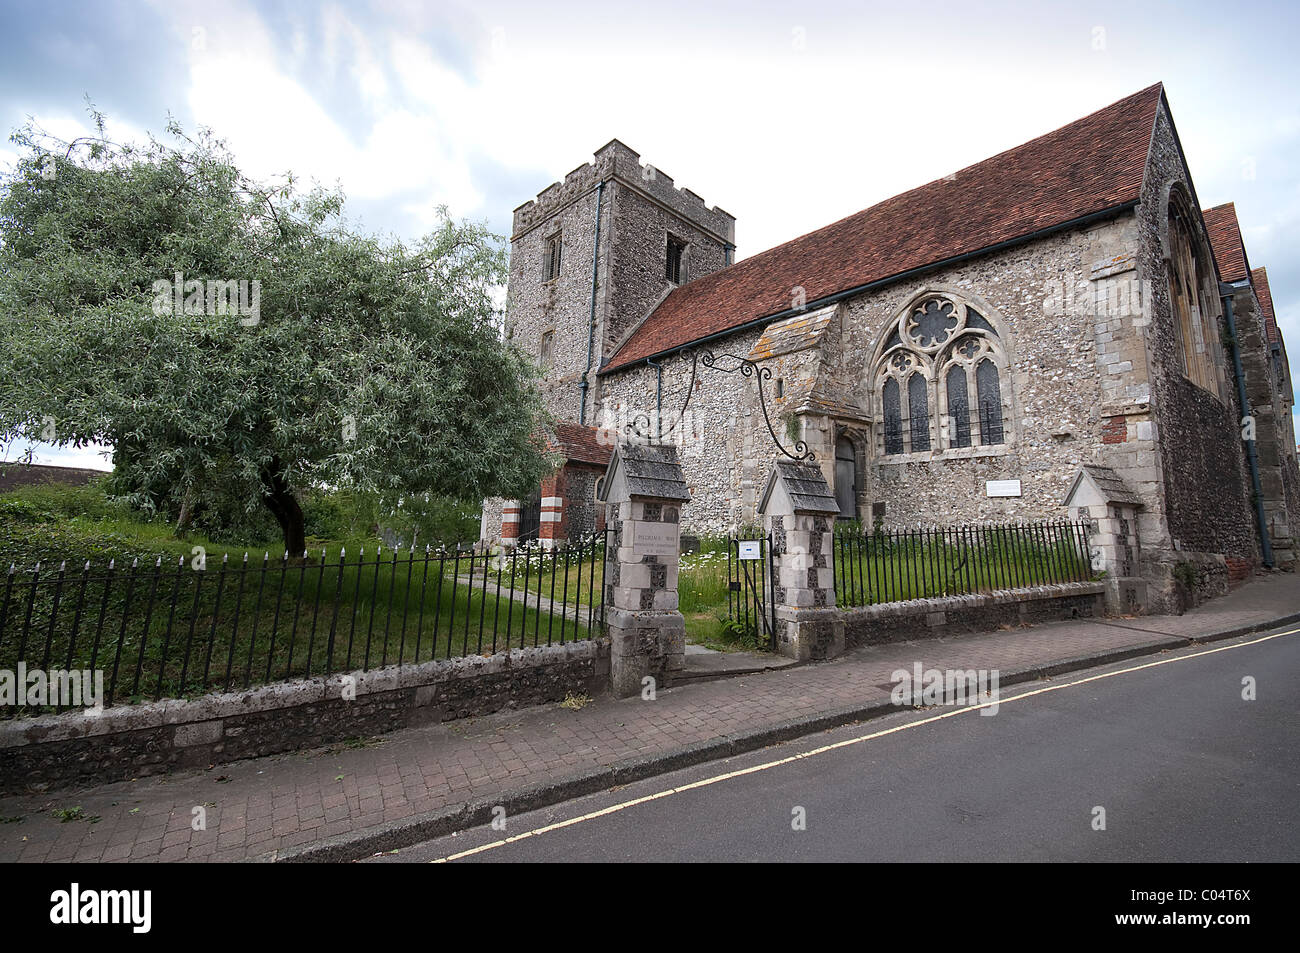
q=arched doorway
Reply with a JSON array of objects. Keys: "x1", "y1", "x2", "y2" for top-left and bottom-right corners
[{"x1": 834, "y1": 435, "x2": 858, "y2": 519}]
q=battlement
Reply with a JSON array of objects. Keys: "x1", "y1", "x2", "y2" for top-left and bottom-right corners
[{"x1": 512, "y1": 139, "x2": 735, "y2": 243}]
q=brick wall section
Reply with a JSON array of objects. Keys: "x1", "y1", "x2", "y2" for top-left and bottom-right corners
[
  {"x1": 1225, "y1": 557, "x2": 1253, "y2": 588},
  {"x1": 1101, "y1": 416, "x2": 1127, "y2": 444}
]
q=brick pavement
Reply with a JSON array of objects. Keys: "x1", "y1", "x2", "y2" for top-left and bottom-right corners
[{"x1": 2, "y1": 572, "x2": 1295, "y2": 863}]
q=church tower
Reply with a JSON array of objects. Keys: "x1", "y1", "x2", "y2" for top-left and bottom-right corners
[{"x1": 506, "y1": 140, "x2": 736, "y2": 426}]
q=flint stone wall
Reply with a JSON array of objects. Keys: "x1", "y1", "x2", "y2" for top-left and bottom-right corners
[
  {"x1": 843, "y1": 582, "x2": 1105, "y2": 648},
  {"x1": 597, "y1": 213, "x2": 1143, "y2": 534},
  {"x1": 1137, "y1": 104, "x2": 1258, "y2": 578},
  {"x1": 0, "y1": 640, "x2": 609, "y2": 794}
]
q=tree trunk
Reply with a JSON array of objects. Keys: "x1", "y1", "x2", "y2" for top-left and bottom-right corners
[
  {"x1": 260, "y1": 460, "x2": 307, "y2": 557},
  {"x1": 174, "y1": 486, "x2": 196, "y2": 538}
]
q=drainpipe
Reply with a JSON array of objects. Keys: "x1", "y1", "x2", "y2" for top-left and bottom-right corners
[
  {"x1": 579, "y1": 180, "x2": 605, "y2": 425},
  {"x1": 1220, "y1": 283, "x2": 1274, "y2": 568},
  {"x1": 646, "y1": 357, "x2": 663, "y2": 442}
]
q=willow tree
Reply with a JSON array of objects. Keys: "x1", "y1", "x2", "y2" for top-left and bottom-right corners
[{"x1": 0, "y1": 110, "x2": 552, "y2": 554}]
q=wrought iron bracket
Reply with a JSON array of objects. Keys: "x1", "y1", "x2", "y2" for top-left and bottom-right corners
[{"x1": 624, "y1": 349, "x2": 815, "y2": 461}]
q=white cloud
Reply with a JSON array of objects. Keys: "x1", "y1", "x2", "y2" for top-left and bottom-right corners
[
  {"x1": 1, "y1": 440, "x2": 113, "y2": 471},
  {"x1": 139, "y1": 0, "x2": 485, "y2": 227}
]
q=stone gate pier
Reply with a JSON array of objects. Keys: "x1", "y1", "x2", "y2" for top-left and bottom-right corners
[
  {"x1": 760, "y1": 459, "x2": 845, "y2": 660},
  {"x1": 599, "y1": 442, "x2": 691, "y2": 696}
]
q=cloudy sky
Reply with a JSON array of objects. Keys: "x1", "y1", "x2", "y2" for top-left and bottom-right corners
[{"x1": 2, "y1": 0, "x2": 1298, "y2": 467}]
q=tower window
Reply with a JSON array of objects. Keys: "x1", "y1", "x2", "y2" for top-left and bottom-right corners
[
  {"x1": 666, "y1": 237, "x2": 686, "y2": 284},
  {"x1": 544, "y1": 232, "x2": 562, "y2": 281},
  {"x1": 539, "y1": 330, "x2": 555, "y2": 368}
]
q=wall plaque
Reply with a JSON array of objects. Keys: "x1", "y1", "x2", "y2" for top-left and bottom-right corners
[
  {"x1": 633, "y1": 522, "x2": 678, "y2": 557},
  {"x1": 986, "y1": 479, "x2": 1022, "y2": 498}
]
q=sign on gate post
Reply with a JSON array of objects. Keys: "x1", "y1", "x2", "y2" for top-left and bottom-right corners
[{"x1": 737, "y1": 540, "x2": 762, "y2": 561}]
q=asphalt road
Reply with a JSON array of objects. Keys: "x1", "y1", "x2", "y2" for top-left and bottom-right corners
[{"x1": 369, "y1": 625, "x2": 1300, "y2": 862}]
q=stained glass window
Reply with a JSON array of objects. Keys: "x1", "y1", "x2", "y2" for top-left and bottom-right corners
[
  {"x1": 908, "y1": 372, "x2": 930, "y2": 451},
  {"x1": 883, "y1": 377, "x2": 903, "y2": 455},
  {"x1": 908, "y1": 299, "x2": 959, "y2": 347},
  {"x1": 965, "y1": 308, "x2": 998, "y2": 336},
  {"x1": 947, "y1": 364, "x2": 971, "y2": 448},
  {"x1": 977, "y1": 359, "x2": 1004, "y2": 445}
]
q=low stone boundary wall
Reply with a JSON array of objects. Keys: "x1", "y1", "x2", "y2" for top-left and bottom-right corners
[
  {"x1": 843, "y1": 582, "x2": 1106, "y2": 649},
  {"x1": 0, "y1": 640, "x2": 609, "y2": 794}
]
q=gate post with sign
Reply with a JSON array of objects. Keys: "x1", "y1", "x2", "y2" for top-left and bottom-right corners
[
  {"x1": 759, "y1": 459, "x2": 844, "y2": 661},
  {"x1": 598, "y1": 442, "x2": 691, "y2": 697}
]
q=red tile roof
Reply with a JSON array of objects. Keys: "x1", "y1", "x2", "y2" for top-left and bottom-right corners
[
  {"x1": 603, "y1": 84, "x2": 1165, "y2": 373},
  {"x1": 1202, "y1": 202, "x2": 1251, "y2": 283},
  {"x1": 1252, "y1": 267, "x2": 1281, "y2": 345},
  {"x1": 549, "y1": 421, "x2": 613, "y2": 467}
]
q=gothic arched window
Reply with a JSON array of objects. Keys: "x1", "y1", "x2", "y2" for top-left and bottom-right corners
[
  {"x1": 883, "y1": 377, "x2": 903, "y2": 455},
  {"x1": 976, "y1": 359, "x2": 1004, "y2": 445},
  {"x1": 874, "y1": 293, "x2": 1011, "y2": 456},
  {"x1": 1167, "y1": 193, "x2": 1220, "y2": 396},
  {"x1": 946, "y1": 363, "x2": 971, "y2": 448},
  {"x1": 908, "y1": 372, "x2": 930, "y2": 451}
]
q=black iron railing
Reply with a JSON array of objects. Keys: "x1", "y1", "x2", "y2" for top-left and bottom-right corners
[
  {"x1": 725, "y1": 532, "x2": 775, "y2": 650},
  {"x1": 0, "y1": 531, "x2": 607, "y2": 714},
  {"x1": 833, "y1": 519, "x2": 1093, "y2": 608}
]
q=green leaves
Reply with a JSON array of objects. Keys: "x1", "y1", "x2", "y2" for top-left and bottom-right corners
[{"x1": 0, "y1": 113, "x2": 551, "y2": 543}]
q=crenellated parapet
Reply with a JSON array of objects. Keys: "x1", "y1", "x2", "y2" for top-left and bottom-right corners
[{"x1": 512, "y1": 139, "x2": 735, "y2": 243}]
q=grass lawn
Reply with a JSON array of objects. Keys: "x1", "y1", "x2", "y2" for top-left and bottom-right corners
[
  {"x1": 0, "y1": 481, "x2": 596, "y2": 708},
  {"x1": 678, "y1": 545, "x2": 775, "y2": 652},
  {"x1": 492, "y1": 542, "x2": 607, "y2": 607},
  {"x1": 832, "y1": 527, "x2": 1093, "y2": 607}
]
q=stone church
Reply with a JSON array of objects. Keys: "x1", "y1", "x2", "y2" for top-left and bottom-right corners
[{"x1": 482, "y1": 83, "x2": 1298, "y2": 613}]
